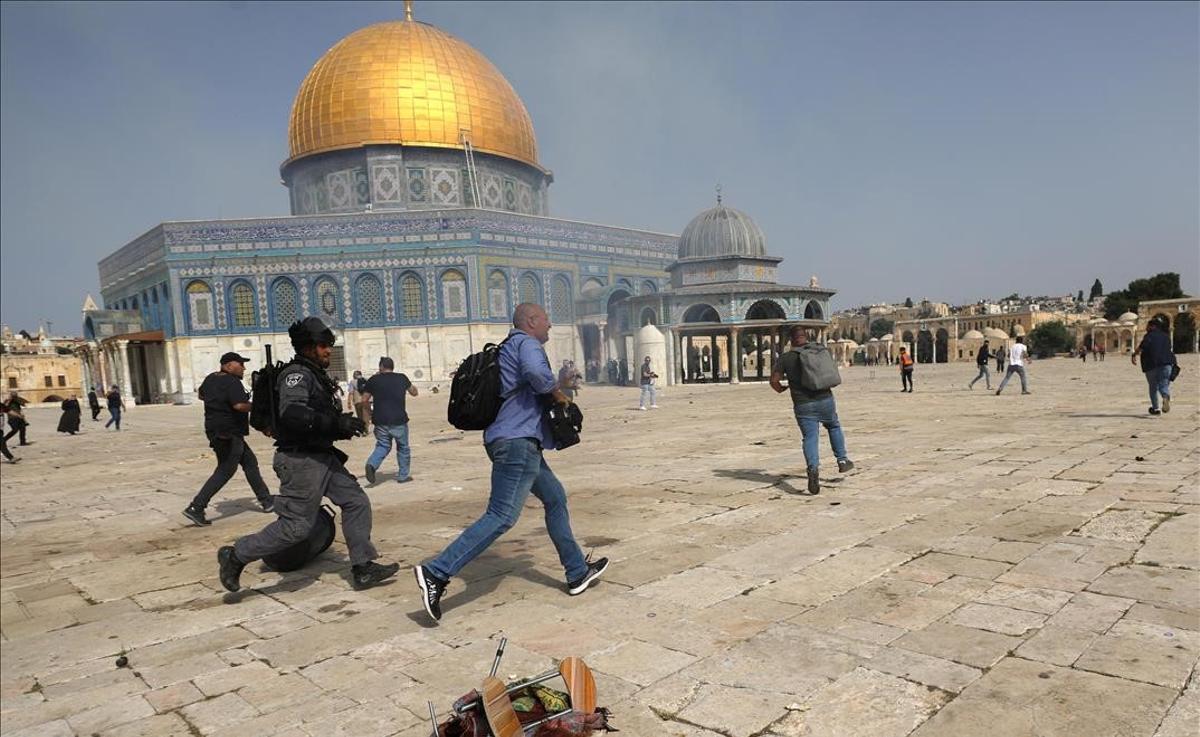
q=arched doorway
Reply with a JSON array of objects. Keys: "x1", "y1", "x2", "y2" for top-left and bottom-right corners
[
  {"x1": 1174, "y1": 313, "x2": 1196, "y2": 354},
  {"x1": 917, "y1": 331, "x2": 934, "y2": 364},
  {"x1": 935, "y1": 328, "x2": 950, "y2": 363},
  {"x1": 746, "y1": 299, "x2": 785, "y2": 320},
  {"x1": 680, "y1": 303, "x2": 726, "y2": 383},
  {"x1": 606, "y1": 290, "x2": 632, "y2": 384}
]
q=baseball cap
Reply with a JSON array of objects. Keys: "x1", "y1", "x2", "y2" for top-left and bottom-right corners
[{"x1": 220, "y1": 352, "x2": 251, "y2": 365}]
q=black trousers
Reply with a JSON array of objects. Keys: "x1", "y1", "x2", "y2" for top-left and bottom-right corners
[
  {"x1": 3, "y1": 419, "x2": 27, "y2": 445},
  {"x1": 0, "y1": 434, "x2": 13, "y2": 461},
  {"x1": 191, "y1": 434, "x2": 272, "y2": 510},
  {"x1": 90, "y1": 405, "x2": 101, "y2": 420},
  {"x1": 901, "y1": 369, "x2": 914, "y2": 391}
]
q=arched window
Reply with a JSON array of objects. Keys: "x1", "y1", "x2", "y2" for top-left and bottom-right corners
[
  {"x1": 683, "y1": 303, "x2": 720, "y2": 323},
  {"x1": 441, "y1": 270, "x2": 468, "y2": 319},
  {"x1": 488, "y1": 270, "x2": 509, "y2": 318},
  {"x1": 550, "y1": 275, "x2": 572, "y2": 322},
  {"x1": 186, "y1": 281, "x2": 215, "y2": 331},
  {"x1": 315, "y1": 277, "x2": 339, "y2": 321},
  {"x1": 641, "y1": 280, "x2": 658, "y2": 294},
  {"x1": 356, "y1": 274, "x2": 383, "y2": 324},
  {"x1": 804, "y1": 300, "x2": 824, "y2": 320},
  {"x1": 640, "y1": 307, "x2": 658, "y2": 326},
  {"x1": 746, "y1": 299, "x2": 785, "y2": 320},
  {"x1": 519, "y1": 273, "x2": 541, "y2": 305},
  {"x1": 581, "y1": 278, "x2": 605, "y2": 296},
  {"x1": 230, "y1": 281, "x2": 257, "y2": 328},
  {"x1": 399, "y1": 272, "x2": 424, "y2": 322},
  {"x1": 272, "y1": 278, "x2": 299, "y2": 327}
]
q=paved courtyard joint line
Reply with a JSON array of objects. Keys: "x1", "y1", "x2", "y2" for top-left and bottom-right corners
[{"x1": 1, "y1": 358, "x2": 1197, "y2": 736}]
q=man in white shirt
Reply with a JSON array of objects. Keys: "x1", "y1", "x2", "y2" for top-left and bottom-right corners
[{"x1": 995, "y1": 337, "x2": 1031, "y2": 395}]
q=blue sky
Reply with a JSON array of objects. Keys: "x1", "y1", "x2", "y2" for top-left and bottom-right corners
[{"x1": 2, "y1": 1, "x2": 1197, "y2": 335}]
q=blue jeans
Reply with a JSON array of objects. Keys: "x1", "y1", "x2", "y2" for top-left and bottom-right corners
[
  {"x1": 105, "y1": 408, "x2": 121, "y2": 430},
  {"x1": 997, "y1": 365, "x2": 1028, "y2": 393},
  {"x1": 969, "y1": 364, "x2": 991, "y2": 389},
  {"x1": 424, "y1": 437, "x2": 587, "y2": 583},
  {"x1": 367, "y1": 423, "x2": 410, "y2": 479},
  {"x1": 640, "y1": 384, "x2": 657, "y2": 407},
  {"x1": 793, "y1": 395, "x2": 848, "y2": 470},
  {"x1": 1146, "y1": 366, "x2": 1172, "y2": 409}
]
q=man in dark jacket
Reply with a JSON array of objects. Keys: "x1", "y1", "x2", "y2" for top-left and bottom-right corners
[
  {"x1": 1132, "y1": 316, "x2": 1177, "y2": 415},
  {"x1": 969, "y1": 340, "x2": 992, "y2": 390},
  {"x1": 87, "y1": 387, "x2": 102, "y2": 421},
  {"x1": 183, "y1": 353, "x2": 275, "y2": 526},
  {"x1": 217, "y1": 317, "x2": 399, "y2": 592}
]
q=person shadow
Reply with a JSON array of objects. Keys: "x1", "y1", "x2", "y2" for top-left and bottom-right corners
[
  {"x1": 213, "y1": 498, "x2": 268, "y2": 521},
  {"x1": 713, "y1": 468, "x2": 808, "y2": 495}
]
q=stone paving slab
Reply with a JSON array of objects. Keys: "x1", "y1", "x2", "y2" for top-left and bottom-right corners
[{"x1": 0, "y1": 357, "x2": 1197, "y2": 736}]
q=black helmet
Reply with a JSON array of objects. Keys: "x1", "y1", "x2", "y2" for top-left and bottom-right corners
[{"x1": 288, "y1": 317, "x2": 336, "y2": 350}]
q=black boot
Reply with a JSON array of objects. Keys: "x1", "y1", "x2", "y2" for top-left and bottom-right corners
[
  {"x1": 218, "y1": 546, "x2": 245, "y2": 592},
  {"x1": 807, "y1": 466, "x2": 820, "y2": 495},
  {"x1": 352, "y1": 561, "x2": 400, "y2": 590}
]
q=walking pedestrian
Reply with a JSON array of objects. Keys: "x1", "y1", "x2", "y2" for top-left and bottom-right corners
[
  {"x1": 1132, "y1": 316, "x2": 1177, "y2": 415},
  {"x1": 4, "y1": 392, "x2": 30, "y2": 446},
  {"x1": 57, "y1": 396, "x2": 81, "y2": 435},
  {"x1": 1099, "y1": 344, "x2": 1106, "y2": 361},
  {"x1": 638, "y1": 356, "x2": 659, "y2": 410},
  {"x1": 0, "y1": 395, "x2": 20, "y2": 463},
  {"x1": 347, "y1": 370, "x2": 368, "y2": 425},
  {"x1": 103, "y1": 385, "x2": 125, "y2": 430},
  {"x1": 995, "y1": 337, "x2": 1031, "y2": 395},
  {"x1": 87, "y1": 387, "x2": 101, "y2": 421},
  {"x1": 968, "y1": 340, "x2": 992, "y2": 390},
  {"x1": 183, "y1": 353, "x2": 276, "y2": 526},
  {"x1": 216, "y1": 317, "x2": 399, "y2": 593},
  {"x1": 770, "y1": 326, "x2": 854, "y2": 495},
  {"x1": 362, "y1": 356, "x2": 418, "y2": 485},
  {"x1": 898, "y1": 347, "x2": 914, "y2": 392},
  {"x1": 414, "y1": 304, "x2": 608, "y2": 623},
  {"x1": 995, "y1": 345, "x2": 1006, "y2": 372}
]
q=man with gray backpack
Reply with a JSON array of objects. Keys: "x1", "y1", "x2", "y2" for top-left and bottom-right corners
[{"x1": 770, "y1": 326, "x2": 854, "y2": 494}]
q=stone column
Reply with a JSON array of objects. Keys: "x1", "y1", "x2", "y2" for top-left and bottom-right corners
[
  {"x1": 730, "y1": 327, "x2": 741, "y2": 384},
  {"x1": 118, "y1": 340, "x2": 135, "y2": 405},
  {"x1": 664, "y1": 327, "x2": 676, "y2": 387},
  {"x1": 164, "y1": 340, "x2": 181, "y2": 403},
  {"x1": 97, "y1": 345, "x2": 110, "y2": 389}
]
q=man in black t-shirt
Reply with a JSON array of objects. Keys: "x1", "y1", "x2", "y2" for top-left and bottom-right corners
[
  {"x1": 362, "y1": 356, "x2": 418, "y2": 485},
  {"x1": 183, "y1": 352, "x2": 275, "y2": 526}
]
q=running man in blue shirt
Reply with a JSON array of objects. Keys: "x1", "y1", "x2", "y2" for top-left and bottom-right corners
[{"x1": 414, "y1": 303, "x2": 608, "y2": 622}]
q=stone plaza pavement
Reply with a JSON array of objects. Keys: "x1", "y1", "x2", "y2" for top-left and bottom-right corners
[{"x1": 1, "y1": 356, "x2": 1197, "y2": 737}]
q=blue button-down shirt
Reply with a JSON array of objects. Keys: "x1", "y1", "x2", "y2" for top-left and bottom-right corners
[{"x1": 484, "y1": 329, "x2": 558, "y2": 449}]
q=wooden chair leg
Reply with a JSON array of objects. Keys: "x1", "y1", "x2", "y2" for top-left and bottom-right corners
[
  {"x1": 558, "y1": 657, "x2": 596, "y2": 714},
  {"x1": 481, "y1": 676, "x2": 522, "y2": 737}
]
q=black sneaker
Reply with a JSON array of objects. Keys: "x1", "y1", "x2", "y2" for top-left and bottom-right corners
[
  {"x1": 352, "y1": 561, "x2": 400, "y2": 590},
  {"x1": 1149, "y1": 407, "x2": 1161, "y2": 415},
  {"x1": 415, "y1": 565, "x2": 447, "y2": 622},
  {"x1": 183, "y1": 505, "x2": 211, "y2": 526},
  {"x1": 364, "y1": 463, "x2": 377, "y2": 485},
  {"x1": 837, "y1": 458, "x2": 855, "y2": 474},
  {"x1": 259, "y1": 497, "x2": 275, "y2": 513},
  {"x1": 218, "y1": 546, "x2": 245, "y2": 592},
  {"x1": 806, "y1": 467, "x2": 821, "y2": 495},
  {"x1": 396, "y1": 476, "x2": 413, "y2": 484},
  {"x1": 567, "y1": 556, "x2": 609, "y2": 596}
]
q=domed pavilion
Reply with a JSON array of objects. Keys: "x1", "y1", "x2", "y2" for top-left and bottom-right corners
[{"x1": 625, "y1": 196, "x2": 834, "y2": 384}]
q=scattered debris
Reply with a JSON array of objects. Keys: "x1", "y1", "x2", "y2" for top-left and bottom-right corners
[
  {"x1": 115, "y1": 655, "x2": 129, "y2": 668},
  {"x1": 1135, "y1": 456, "x2": 1146, "y2": 462}
]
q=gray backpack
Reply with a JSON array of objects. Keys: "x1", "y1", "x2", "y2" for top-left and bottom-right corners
[{"x1": 794, "y1": 343, "x2": 842, "y2": 391}]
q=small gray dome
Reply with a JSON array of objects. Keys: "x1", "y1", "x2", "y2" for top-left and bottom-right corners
[{"x1": 678, "y1": 204, "x2": 766, "y2": 260}]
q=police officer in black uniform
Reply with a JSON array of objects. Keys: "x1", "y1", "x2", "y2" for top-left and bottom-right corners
[{"x1": 218, "y1": 317, "x2": 399, "y2": 592}]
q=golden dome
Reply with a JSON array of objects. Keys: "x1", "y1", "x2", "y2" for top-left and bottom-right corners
[{"x1": 286, "y1": 20, "x2": 540, "y2": 169}]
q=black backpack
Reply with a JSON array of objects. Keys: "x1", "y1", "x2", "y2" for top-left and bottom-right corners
[
  {"x1": 447, "y1": 337, "x2": 511, "y2": 431},
  {"x1": 262, "y1": 505, "x2": 336, "y2": 572},
  {"x1": 250, "y1": 347, "x2": 288, "y2": 435}
]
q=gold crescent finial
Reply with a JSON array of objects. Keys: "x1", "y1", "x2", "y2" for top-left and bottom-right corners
[{"x1": 404, "y1": 0, "x2": 414, "y2": 21}]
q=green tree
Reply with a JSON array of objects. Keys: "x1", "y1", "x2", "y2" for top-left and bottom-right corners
[
  {"x1": 904, "y1": 297, "x2": 913, "y2": 308},
  {"x1": 869, "y1": 318, "x2": 895, "y2": 339},
  {"x1": 1089, "y1": 278, "x2": 1103, "y2": 301},
  {"x1": 1103, "y1": 272, "x2": 1184, "y2": 320},
  {"x1": 1028, "y1": 321, "x2": 1074, "y2": 358}
]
